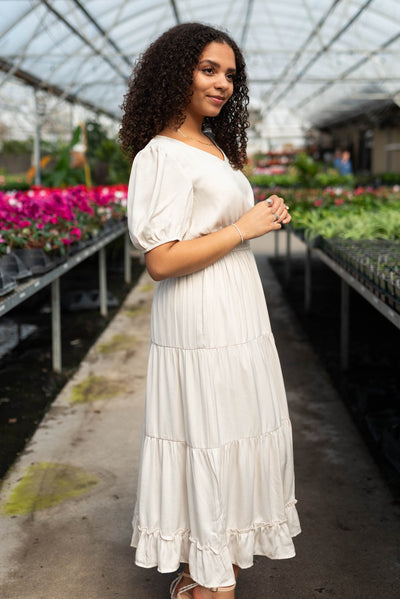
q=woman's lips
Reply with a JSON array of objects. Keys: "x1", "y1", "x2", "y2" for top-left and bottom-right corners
[{"x1": 208, "y1": 96, "x2": 224, "y2": 105}]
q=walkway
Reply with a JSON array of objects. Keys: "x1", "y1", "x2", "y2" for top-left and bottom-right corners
[{"x1": 1, "y1": 234, "x2": 399, "y2": 599}]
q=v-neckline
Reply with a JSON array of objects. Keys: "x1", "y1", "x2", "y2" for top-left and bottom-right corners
[{"x1": 155, "y1": 135, "x2": 227, "y2": 163}]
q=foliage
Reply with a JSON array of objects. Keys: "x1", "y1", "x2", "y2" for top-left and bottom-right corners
[
  {"x1": 41, "y1": 126, "x2": 85, "y2": 188},
  {"x1": 378, "y1": 172, "x2": 400, "y2": 185},
  {"x1": 293, "y1": 152, "x2": 320, "y2": 187},
  {"x1": 248, "y1": 170, "x2": 355, "y2": 189},
  {"x1": 249, "y1": 173, "x2": 300, "y2": 188},
  {"x1": 0, "y1": 173, "x2": 29, "y2": 191},
  {"x1": 93, "y1": 138, "x2": 131, "y2": 185},
  {"x1": 0, "y1": 122, "x2": 131, "y2": 189},
  {"x1": 283, "y1": 186, "x2": 400, "y2": 242},
  {"x1": 1, "y1": 139, "x2": 33, "y2": 155},
  {"x1": 292, "y1": 205, "x2": 400, "y2": 241},
  {"x1": 86, "y1": 121, "x2": 131, "y2": 185}
]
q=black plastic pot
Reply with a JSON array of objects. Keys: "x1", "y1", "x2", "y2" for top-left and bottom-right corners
[
  {"x1": 0, "y1": 269, "x2": 17, "y2": 296},
  {"x1": 0, "y1": 252, "x2": 32, "y2": 280},
  {"x1": 14, "y1": 248, "x2": 55, "y2": 275}
]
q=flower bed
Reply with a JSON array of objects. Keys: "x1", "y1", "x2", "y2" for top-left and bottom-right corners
[
  {"x1": 254, "y1": 185, "x2": 400, "y2": 241},
  {"x1": 0, "y1": 184, "x2": 128, "y2": 256},
  {"x1": 254, "y1": 185, "x2": 400, "y2": 312}
]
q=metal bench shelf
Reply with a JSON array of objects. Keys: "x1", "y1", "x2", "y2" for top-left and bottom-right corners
[{"x1": 0, "y1": 223, "x2": 132, "y2": 372}]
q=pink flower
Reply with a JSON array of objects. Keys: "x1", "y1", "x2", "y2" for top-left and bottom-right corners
[
  {"x1": 70, "y1": 227, "x2": 82, "y2": 240},
  {"x1": 334, "y1": 198, "x2": 344, "y2": 206},
  {"x1": 314, "y1": 199, "x2": 323, "y2": 207}
]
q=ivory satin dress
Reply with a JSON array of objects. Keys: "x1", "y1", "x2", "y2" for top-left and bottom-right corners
[{"x1": 127, "y1": 135, "x2": 301, "y2": 588}]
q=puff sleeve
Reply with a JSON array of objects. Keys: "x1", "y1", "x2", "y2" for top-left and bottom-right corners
[{"x1": 127, "y1": 144, "x2": 193, "y2": 252}]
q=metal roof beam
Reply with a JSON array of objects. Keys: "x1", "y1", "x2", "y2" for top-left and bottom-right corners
[
  {"x1": 264, "y1": 0, "x2": 341, "y2": 105},
  {"x1": 40, "y1": 0, "x2": 127, "y2": 82},
  {"x1": 250, "y1": 77, "x2": 400, "y2": 84},
  {"x1": 0, "y1": 57, "x2": 116, "y2": 120},
  {"x1": 266, "y1": 0, "x2": 374, "y2": 111},
  {"x1": 169, "y1": 0, "x2": 181, "y2": 24},
  {"x1": 295, "y1": 29, "x2": 400, "y2": 110},
  {"x1": 71, "y1": 0, "x2": 132, "y2": 68},
  {"x1": 240, "y1": 0, "x2": 255, "y2": 46}
]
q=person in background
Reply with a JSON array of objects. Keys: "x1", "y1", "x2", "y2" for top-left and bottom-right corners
[
  {"x1": 338, "y1": 150, "x2": 353, "y2": 175},
  {"x1": 333, "y1": 148, "x2": 342, "y2": 171}
]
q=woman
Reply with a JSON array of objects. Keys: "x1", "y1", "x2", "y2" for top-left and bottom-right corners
[{"x1": 120, "y1": 23, "x2": 301, "y2": 599}]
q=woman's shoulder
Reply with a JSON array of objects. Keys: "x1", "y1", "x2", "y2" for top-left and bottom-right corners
[
  {"x1": 134, "y1": 135, "x2": 189, "y2": 165},
  {"x1": 131, "y1": 136, "x2": 193, "y2": 188}
]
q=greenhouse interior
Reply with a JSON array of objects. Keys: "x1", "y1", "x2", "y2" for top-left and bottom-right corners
[{"x1": 1, "y1": 1, "x2": 400, "y2": 598}]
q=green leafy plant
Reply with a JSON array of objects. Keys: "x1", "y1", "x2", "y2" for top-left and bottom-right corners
[{"x1": 41, "y1": 126, "x2": 85, "y2": 188}]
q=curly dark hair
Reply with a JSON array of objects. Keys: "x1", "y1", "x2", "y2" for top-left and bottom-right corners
[{"x1": 119, "y1": 23, "x2": 249, "y2": 170}]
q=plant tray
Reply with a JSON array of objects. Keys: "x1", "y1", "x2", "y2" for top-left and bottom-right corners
[
  {"x1": 0, "y1": 270, "x2": 17, "y2": 296},
  {"x1": 14, "y1": 248, "x2": 56, "y2": 275},
  {"x1": 0, "y1": 252, "x2": 32, "y2": 280}
]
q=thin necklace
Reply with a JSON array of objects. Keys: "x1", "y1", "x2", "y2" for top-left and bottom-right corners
[{"x1": 176, "y1": 128, "x2": 215, "y2": 147}]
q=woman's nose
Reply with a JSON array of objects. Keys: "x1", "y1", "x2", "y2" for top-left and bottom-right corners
[{"x1": 214, "y1": 74, "x2": 229, "y2": 89}]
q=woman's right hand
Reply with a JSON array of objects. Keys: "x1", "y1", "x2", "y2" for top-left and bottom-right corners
[{"x1": 234, "y1": 194, "x2": 291, "y2": 241}]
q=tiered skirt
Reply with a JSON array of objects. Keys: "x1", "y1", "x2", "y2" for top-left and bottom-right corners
[{"x1": 131, "y1": 243, "x2": 301, "y2": 588}]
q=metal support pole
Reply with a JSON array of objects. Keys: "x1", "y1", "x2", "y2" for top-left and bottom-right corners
[
  {"x1": 305, "y1": 246, "x2": 312, "y2": 312},
  {"x1": 285, "y1": 229, "x2": 292, "y2": 284},
  {"x1": 51, "y1": 278, "x2": 62, "y2": 372},
  {"x1": 340, "y1": 279, "x2": 350, "y2": 371},
  {"x1": 99, "y1": 247, "x2": 107, "y2": 316},
  {"x1": 124, "y1": 231, "x2": 131, "y2": 284},
  {"x1": 274, "y1": 230, "x2": 279, "y2": 257},
  {"x1": 33, "y1": 91, "x2": 42, "y2": 186}
]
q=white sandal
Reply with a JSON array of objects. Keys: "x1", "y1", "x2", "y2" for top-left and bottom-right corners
[{"x1": 170, "y1": 571, "x2": 198, "y2": 598}]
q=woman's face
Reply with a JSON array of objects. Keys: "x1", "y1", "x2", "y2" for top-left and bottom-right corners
[{"x1": 185, "y1": 41, "x2": 236, "y2": 121}]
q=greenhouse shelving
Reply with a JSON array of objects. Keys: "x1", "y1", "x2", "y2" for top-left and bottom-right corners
[
  {"x1": 0, "y1": 222, "x2": 132, "y2": 372},
  {"x1": 282, "y1": 228, "x2": 400, "y2": 371}
]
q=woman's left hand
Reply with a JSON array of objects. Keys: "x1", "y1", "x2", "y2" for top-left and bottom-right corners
[{"x1": 264, "y1": 195, "x2": 291, "y2": 225}]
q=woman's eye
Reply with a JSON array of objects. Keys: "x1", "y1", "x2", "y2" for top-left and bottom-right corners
[{"x1": 202, "y1": 67, "x2": 214, "y2": 75}]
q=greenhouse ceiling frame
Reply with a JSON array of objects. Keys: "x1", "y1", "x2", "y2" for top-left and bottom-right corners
[
  {"x1": 0, "y1": 0, "x2": 400, "y2": 128},
  {"x1": 0, "y1": 0, "x2": 186, "y2": 121}
]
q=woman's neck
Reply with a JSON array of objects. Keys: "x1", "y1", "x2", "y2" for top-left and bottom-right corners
[{"x1": 178, "y1": 114, "x2": 203, "y2": 137}]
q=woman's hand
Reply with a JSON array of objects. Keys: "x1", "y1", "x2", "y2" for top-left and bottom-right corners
[{"x1": 234, "y1": 194, "x2": 291, "y2": 241}]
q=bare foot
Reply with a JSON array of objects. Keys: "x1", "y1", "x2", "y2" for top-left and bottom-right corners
[{"x1": 187, "y1": 566, "x2": 238, "y2": 599}]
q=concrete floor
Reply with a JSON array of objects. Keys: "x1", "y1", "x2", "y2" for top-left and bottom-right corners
[{"x1": 1, "y1": 233, "x2": 400, "y2": 599}]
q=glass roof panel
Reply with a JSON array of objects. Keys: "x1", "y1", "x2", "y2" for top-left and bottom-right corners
[{"x1": 0, "y1": 0, "x2": 399, "y2": 138}]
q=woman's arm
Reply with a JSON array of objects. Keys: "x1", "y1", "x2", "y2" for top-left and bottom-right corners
[{"x1": 145, "y1": 195, "x2": 290, "y2": 281}]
